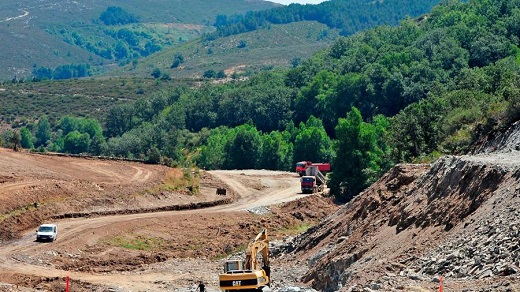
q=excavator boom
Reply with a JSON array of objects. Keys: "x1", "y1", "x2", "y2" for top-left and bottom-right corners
[{"x1": 219, "y1": 229, "x2": 270, "y2": 291}]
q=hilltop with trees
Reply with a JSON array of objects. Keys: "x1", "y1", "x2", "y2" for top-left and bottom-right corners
[
  {"x1": 0, "y1": 0, "x2": 440, "y2": 81},
  {"x1": 211, "y1": 0, "x2": 439, "y2": 38}
]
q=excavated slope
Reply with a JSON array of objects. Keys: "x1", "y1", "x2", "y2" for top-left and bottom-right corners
[{"x1": 284, "y1": 121, "x2": 520, "y2": 291}]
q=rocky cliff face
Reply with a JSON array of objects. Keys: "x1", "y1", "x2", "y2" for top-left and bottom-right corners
[
  {"x1": 470, "y1": 120, "x2": 520, "y2": 154},
  {"x1": 283, "y1": 121, "x2": 520, "y2": 291}
]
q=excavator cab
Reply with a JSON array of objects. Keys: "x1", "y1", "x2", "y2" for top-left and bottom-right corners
[{"x1": 223, "y1": 260, "x2": 245, "y2": 273}]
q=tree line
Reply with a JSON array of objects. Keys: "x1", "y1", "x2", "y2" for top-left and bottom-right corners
[
  {"x1": 209, "y1": 0, "x2": 440, "y2": 39},
  {"x1": 32, "y1": 64, "x2": 91, "y2": 81},
  {"x1": 3, "y1": 0, "x2": 520, "y2": 202}
]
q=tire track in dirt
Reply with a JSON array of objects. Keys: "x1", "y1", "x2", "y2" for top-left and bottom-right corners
[
  {"x1": 209, "y1": 170, "x2": 307, "y2": 211},
  {"x1": 0, "y1": 169, "x2": 307, "y2": 290}
]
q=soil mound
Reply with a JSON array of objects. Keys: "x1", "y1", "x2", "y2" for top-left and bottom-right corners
[{"x1": 284, "y1": 123, "x2": 520, "y2": 291}]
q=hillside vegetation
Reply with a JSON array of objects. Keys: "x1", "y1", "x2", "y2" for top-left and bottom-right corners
[
  {"x1": 211, "y1": 0, "x2": 439, "y2": 37},
  {"x1": 2, "y1": 0, "x2": 520, "y2": 203},
  {"x1": 121, "y1": 0, "x2": 442, "y2": 79},
  {"x1": 116, "y1": 21, "x2": 341, "y2": 79},
  {"x1": 0, "y1": 77, "x2": 197, "y2": 126},
  {"x1": 0, "y1": 0, "x2": 278, "y2": 81},
  {"x1": 0, "y1": 0, "x2": 440, "y2": 81}
]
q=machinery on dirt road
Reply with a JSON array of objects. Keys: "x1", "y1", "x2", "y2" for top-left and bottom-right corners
[
  {"x1": 300, "y1": 165, "x2": 326, "y2": 194},
  {"x1": 219, "y1": 229, "x2": 270, "y2": 291},
  {"x1": 295, "y1": 161, "x2": 331, "y2": 176}
]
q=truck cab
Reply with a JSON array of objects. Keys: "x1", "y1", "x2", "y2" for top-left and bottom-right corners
[{"x1": 300, "y1": 176, "x2": 317, "y2": 193}]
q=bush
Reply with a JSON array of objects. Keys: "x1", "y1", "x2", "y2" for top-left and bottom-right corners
[
  {"x1": 147, "y1": 147, "x2": 162, "y2": 164},
  {"x1": 151, "y1": 68, "x2": 161, "y2": 79},
  {"x1": 203, "y1": 70, "x2": 216, "y2": 78},
  {"x1": 99, "y1": 7, "x2": 138, "y2": 25}
]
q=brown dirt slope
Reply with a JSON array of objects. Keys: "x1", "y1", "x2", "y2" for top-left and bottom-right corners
[
  {"x1": 0, "y1": 150, "x2": 339, "y2": 291},
  {"x1": 283, "y1": 121, "x2": 520, "y2": 291},
  {"x1": 0, "y1": 149, "x2": 229, "y2": 242}
]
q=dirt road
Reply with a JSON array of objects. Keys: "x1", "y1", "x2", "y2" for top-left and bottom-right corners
[{"x1": 0, "y1": 152, "x2": 333, "y2": 291}]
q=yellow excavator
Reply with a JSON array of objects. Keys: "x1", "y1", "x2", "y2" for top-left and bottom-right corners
[{"x1": 219, "y1": 228, "x2": 270, "y2": 291}]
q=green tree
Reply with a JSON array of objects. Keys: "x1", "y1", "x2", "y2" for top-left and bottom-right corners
[
  {"x1": 106, "y1": 130, "x2": 144, "y2": 158},
  {"x1": 89, "y1": 134, "x2": 107, "y2": 155},
  {"x1": 79, "y1": 118, "x2": 104, "y2": 141},
  {"x1": 114, "y1": 41, "x2": 129, "y2": 60},
  {"x1": 105, "y1": 105, "x2": 135, "y2": 137},
  {"x1": 35, "y1": 116, "x2": 51, "y2": 148},
  {"x1": 468, "y1": 32, "x2": 513, "y2": 67},
  {"x1": 293, "y1": 116, "x2": 333, "y2": 164},
  {"x1": 171, "y1": 53, "x2": 184, "y2": 68},
  {"x1": 203, "y1": 70, "x2": 216, "y2": 78},
  {"x1": 224, "y1": 124, "x2": 262, "y2": 169},
  {"x1": 198, "y1": 127, "x2": 231, "y2": 169},
  {"x1": 217, "y1": 73, "x2": 293, "y2": 132},
  {"x1": 20, "y1": 127, "x2": 34, "y2": 149},
  {"x1": 294, "y1": 70, "x2": 338, "y2": 125},
  {"x1": 151, "y1": 68, "x2": 162, "y2": 79},
  {"x1": 58, "y1": 116, "x2": 79, "y2": 136},
  {"x1": 32, "y1": 67, "x2": 53, "y2": 80},
  {"x1": 11, "y1": 130, "x2": 21, "y2": 151},
  {"x1": 63, "y1": 131, "x2": 90, "y2": 154},
  {"x1": 147, "y1": 146, "x2": 162, "y2": 164},
  {"x1": 237, "y1": 40, "x2": 247, "y2": 48},
  {"x1": 216, "y1": 70, "x2": 226, "y2": 79},
  {"x1": 329, "y1": 107, "x2": 384, "y2": 202},
  {"x1": 259, "y1": 131, "x2": 293, "y2": 170},
  {"x1": 99, "y1": 6, "x2": 138, "y2": 25}
]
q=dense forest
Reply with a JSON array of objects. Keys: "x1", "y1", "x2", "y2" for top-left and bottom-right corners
[
  {"x1": 210, "y1": 0, "x2": 440, "y2": 38},
  {"x1": 2, "y1": 0, "x2": 520, "y2": 202}
]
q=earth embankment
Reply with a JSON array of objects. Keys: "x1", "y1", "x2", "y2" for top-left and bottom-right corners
[
  {"x1": 0, "y1": 149, "x2": 338, "y2": 291},
  {"x1": 283, "y1": 122, "x2": 520, "y2": 291}
]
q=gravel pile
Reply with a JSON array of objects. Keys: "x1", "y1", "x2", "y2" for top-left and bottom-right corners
[{"x1": 413, "y1": 194, "x2": 520, "y2": 281}]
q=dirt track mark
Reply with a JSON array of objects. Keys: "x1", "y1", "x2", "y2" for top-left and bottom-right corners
[
  {"x1": 0, "y1": 9, "x2": 29, "y2": 23},
  {"x1": 0, "y1": 180, "x2": 38, "y2": 194},
  {"x1": 0, "y1": 169, "x2": 307, "y2": 290},
  {"x1": 130, "y1": 165, "x2": 153, "y2": 182},
  {"x1": 209, "y1": 170, "x2": 307, "y2": 211}
]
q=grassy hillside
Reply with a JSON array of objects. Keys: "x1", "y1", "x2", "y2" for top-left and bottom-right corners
[
  {"x1": 0, "y1": 0, "x2": 279, "y2": 25},
  {"x1": 0, "y1": 0, "x2": 279, "y2": 81},
  {"x1": 0, "y1": 77, "x2": 195, "y2": 126},
  {"x1": 110, "y1": 0, "x2": 442, "y2": 79},
  {"x1": 0, "y1": 0, "x2": 440, "y2": 81},
  {"x1": 113, "y1": 21, "x2": 340, "y2": 78}
]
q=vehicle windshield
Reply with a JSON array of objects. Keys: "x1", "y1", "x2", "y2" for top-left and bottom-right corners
[
  {"x1": 302, "y1": 177, "x2": 314, "y2": 182},
  {"x1": 296, "y1": 163, "x2": 306, "y2": 167},
  {"x1": 38, "y1": 226, "x2": 54, "y2": 232}
]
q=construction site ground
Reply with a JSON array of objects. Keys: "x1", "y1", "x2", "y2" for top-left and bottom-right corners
[
  {"x1": 0, "y1": 148, "x2": 337, "y2": 291},
  {"x1": 2, "y1": 129, "x2": 519, "y2": 292}
]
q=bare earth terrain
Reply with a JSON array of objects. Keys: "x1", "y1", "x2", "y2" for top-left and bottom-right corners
[
  {"x1": 0, "y1": 148, "x2": 337, "y2": 291},
  {"x1": 282, "y1": 122, "x2": 520, "y2": 292},
  {"x1": 2, "y1": 121, "x2": 519, "y2": 292}
]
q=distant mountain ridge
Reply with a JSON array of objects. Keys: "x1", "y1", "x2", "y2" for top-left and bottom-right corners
[
  {"x1": 212, "y1": 0, "x2": 441, "y2": 37},
  {"x1": 0, "y1": 0, "x2": 278, "y2": 81},
  {"x1": 0, "y1": 0, "x2": 440, "y2": 81},
  {"x1": 115, "y1": 0, "x2": 442, "y2": 79}
]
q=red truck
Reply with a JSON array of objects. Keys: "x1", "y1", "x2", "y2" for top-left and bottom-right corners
[
  {"x1": 300, "y1": 165, "x2": 326, "y2": 194},
  {"x1": 295, "y1": 161, "x2": 331, "y2": 176}
]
